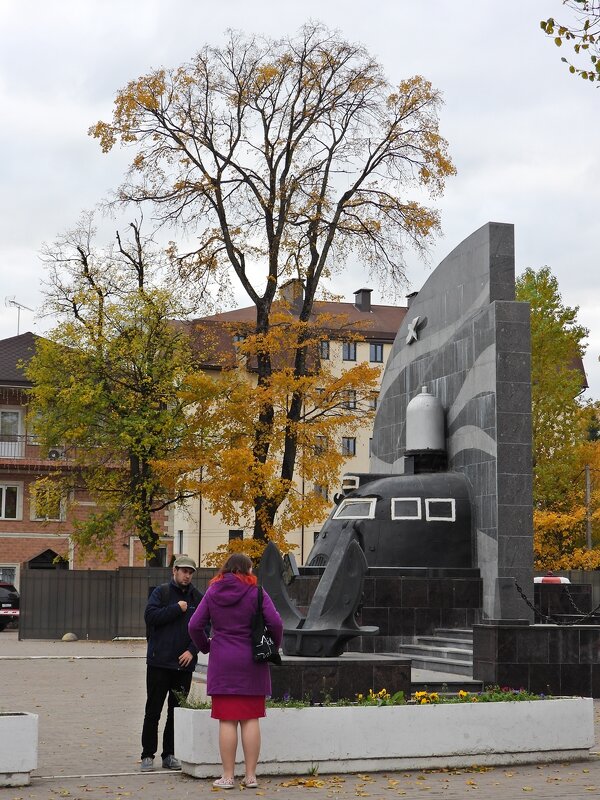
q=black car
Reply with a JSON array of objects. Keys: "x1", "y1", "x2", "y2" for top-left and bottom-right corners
[{"x1": 0, "y1": 582, "x2": 19, "y2": 631}]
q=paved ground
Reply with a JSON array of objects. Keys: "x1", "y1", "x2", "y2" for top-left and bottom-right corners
[{"x1": 1, "y1": 629, "x2": 600, "y2": 799}]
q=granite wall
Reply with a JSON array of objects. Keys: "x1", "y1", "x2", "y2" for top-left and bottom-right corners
[
  {"x1": 289, "y1": 570, "x2": 482, "y2": 651},
  {"x1": 370, "y1": 223, "x2": 533, "y2": 621},
  {"x1": 473, "y1": 623, "x2": 600, "y2": 697}
]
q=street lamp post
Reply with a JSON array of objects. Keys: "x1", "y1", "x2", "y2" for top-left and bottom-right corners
[{"x1": 586, "y1": 463, "x2": 593, "y2": 549}]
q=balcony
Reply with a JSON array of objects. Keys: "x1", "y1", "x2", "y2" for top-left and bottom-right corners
[{"x1": 0, "y1": 435, "x2": 71, "y2": 469}]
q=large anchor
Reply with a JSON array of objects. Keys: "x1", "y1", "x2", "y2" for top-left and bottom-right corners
[{"x1": 259, "y1": 524, "x2": 378, "y2": 657}]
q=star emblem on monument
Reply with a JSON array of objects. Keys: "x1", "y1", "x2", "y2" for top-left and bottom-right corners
[{"x1": 406, "y1": 315, "x2": 421, "y2": 345}]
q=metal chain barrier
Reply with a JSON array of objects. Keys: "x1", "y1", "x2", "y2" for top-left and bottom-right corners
[
  {"x1": 514, "y1": 581, "x2": 558, "y2": 623},
  {"x1": 514, "y1": 581, "x2": 600, "y2": 626},
  {"x1": 563, "y1": 584, "x2": 591, "y2": 616}
]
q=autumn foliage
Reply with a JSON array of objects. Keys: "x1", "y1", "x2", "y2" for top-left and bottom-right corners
[
  {"x1": 90, "y1": 23, "x2": 455, "y2": 547},
  {"x1": 516, "y1": 267, "x2": 597, "y2": 570}
]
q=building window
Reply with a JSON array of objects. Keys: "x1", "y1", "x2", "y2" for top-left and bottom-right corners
[
  {"x1": 392, "y1": 497, "x2": 422, "y2": 520},
  {"x1": 0, "y1": 565, "x2": 17, "y2": 586},
  {"x1": 232, "y1": 333, "x2": 245, "y2": 343},
  {"x1": 0, "y1": 409, "x2": 23, "y2": 458},
  {"x1": 343, "y1": 390, "x2": 357, "y2": 410},
  {"x1": 319, "y1": 340, "x2": 330, "y2": 359},
  {"x1": 342, "y1": 342, "x2": 357, "y2": 361},
  {"x1": 176, "y1": 530, "x2": 184, "y2": 554},
  {"x1": 370, "y1": 342, "x2": 384, "y2": 363},
  {"x1": 425, "y1": 498, "x2": 456, "y2": 522},
  {"x1": 314, "y1": 436, "x2": 327, "y2": 456},
  {"x1": 228, "y1": 529, "x2": 244, "y2": 541},
  {"x1": 369, "y1": 393, "x2": 379, "y2": 411},
  {"x1": 341, "y1": 436, "x2": 356, "y2": 456},
  {"x1": 314, "y1": 484, "x2": 329, "y2": 500},
  {"x1": 0, "y1": 484, "x2": 20, "y2": 520},
  {"x1": 31, "y1": 485, "x2": 66, "y2": 521},
  {"x1": 313, "y1": 531, "x2": 320, "y2": 544}
]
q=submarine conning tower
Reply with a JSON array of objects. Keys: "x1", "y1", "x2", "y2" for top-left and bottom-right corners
[{"x1": 403, "y1": 385, "x2": 447, "y2": 474}]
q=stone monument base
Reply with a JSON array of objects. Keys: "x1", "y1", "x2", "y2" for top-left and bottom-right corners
[
  {"x1": 473, "y1": 622, "x2": 600, "y2": 697},
  {"x1": 269, "y1": 652, "x2": 411, "y2": 702}
]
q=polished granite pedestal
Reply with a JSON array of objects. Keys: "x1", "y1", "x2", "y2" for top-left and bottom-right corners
[{"x1": 269, "y1": 652, "x2": 410, "y2": 702}]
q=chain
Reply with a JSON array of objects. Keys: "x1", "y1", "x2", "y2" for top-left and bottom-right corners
[
  {"x1": 563, "y1": 585, "x2": 590, "y2": 616},
  {"x1": 514, "y1": 581, "x2": 600, "y2": 626},
  {"x1": 514, "y1": 581, "x2": 557, "y2": 623}
]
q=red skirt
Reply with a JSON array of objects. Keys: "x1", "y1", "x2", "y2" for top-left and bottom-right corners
[{"x1": 211, "y1": 695, "x2": 266, "y2": 720}]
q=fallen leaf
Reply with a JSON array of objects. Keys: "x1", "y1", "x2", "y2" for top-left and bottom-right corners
[{"x1": 522, "y1": 788, "x2": 533, "y2": 793}]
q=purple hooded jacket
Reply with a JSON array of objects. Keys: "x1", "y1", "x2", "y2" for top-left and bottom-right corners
[{"x1": 188, "y1": 574, "x2": 283, "y2": 697}]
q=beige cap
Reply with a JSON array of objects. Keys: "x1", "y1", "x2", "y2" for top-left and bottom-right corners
[{"x1": 173, "y1": 555, "x2": 197, "y2": 571}]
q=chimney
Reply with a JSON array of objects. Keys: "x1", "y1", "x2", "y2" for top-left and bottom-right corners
[
  {"x1": 354, "y1": 288, "x2": 372, "y2": 312},
  {"x1": 406, "y1": 291, "x2": 418, "y2": 308},
  {"x1": 279, "y1": 278, "x2": 304, "y2": 312}
]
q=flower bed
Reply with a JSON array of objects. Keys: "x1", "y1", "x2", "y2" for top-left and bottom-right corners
[
  {"x1": 174, "y1": 693, "x2": 594, "y2": 777},
  {"x1": 0, "y1": 712, "x2": 38, "y2": 787}
]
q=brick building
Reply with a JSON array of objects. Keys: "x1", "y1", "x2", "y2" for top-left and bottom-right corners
[{"x1": 0, "y1": 332, "x2": 171, "y2": 589}]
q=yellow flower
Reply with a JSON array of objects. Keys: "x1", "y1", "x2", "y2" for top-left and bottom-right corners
[
  {"x1": 458, "y1": 690, "x2": 469, "y2": 699},
  {"x1": 357, "y1": 694, "x2": 363, "y2": 701},
  {"x1": 420, "y1": 697, "x2": 429, "y2": 704}
]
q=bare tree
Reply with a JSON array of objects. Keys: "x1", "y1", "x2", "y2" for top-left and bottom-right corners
[{"x1": 91, "y1": 23, "x2": 455, "y2": 542}]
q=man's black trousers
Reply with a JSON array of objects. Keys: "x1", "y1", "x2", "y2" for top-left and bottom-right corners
[{"x1": 141, "y1": 665, "x2": 193, "y2": 759}]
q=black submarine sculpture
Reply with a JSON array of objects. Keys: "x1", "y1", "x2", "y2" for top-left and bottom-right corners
[{"x1": 259, "y1": 386, "x2": 473, "y2": 657}]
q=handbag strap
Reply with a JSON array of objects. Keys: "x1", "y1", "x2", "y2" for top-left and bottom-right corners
[{"x1": 256, "y1": 584, "x2": 263, "y2": 613}]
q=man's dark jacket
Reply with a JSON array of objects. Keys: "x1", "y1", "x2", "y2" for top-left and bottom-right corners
[{"x1": 145, "y1": 579, "x2": 202, "y2": 672}]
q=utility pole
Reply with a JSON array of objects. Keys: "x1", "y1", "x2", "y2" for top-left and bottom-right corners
[{"x1": 586, "y1": 464, "x2": 592, "y2": 549}]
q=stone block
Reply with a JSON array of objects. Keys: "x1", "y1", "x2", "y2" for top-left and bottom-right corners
[
  {"x1": 516, "y1": 628, "x2": 549, "y2": 664},
  {"x1": 549, "y1": 628, "x2": 581, "y2": 665},
  {"x1": 560, "y1": 663, "x2": 592, "y2": 697},
  {"x1": 401, "y1": 578, "x2": 429, "y2": 607},
  {"x1": 496, "y1": 351, "x2": 531, "y2": 384}
]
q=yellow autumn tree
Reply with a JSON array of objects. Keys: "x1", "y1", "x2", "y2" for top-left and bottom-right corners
[
  {"x1": 25, "y1": 217, "x2": 217, "y2": 561},
  {"x1": 533, "y1": 405, "x2": 600, "y2": 570},
  {"x1": 155, "y1": 310, "x2": 381, "y2": 564},
  {"x1": 91, "y1": 23, "x2": 455, "y2": 543},
  {"x1": 516, "y1": 267, "x2": 595, "y2": 569}
]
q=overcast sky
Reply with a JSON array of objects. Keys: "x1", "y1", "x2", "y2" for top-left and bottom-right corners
[{"x1": 1, "y1": 1, "x2": 599, "y2": 396}]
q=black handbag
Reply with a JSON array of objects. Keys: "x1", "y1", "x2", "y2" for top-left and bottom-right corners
[{"x1": 251, "y1": 586, "x2": 282, "y2": 665}]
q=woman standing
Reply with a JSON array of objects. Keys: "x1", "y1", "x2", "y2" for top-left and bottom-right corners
[{"x1": 189, "y1": 553, "x2": 283, "y2": 790}]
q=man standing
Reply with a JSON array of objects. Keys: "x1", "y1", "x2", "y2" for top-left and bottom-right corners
[{"x1": 141, "y1": 555, "x2": 202, "y2": 771}]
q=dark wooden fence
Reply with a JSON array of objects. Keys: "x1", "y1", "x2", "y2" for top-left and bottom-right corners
[{"x1": 19, "y1": 566, "x2": 216, "y2": 640}]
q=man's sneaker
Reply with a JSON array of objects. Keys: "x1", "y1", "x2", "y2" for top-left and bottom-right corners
[
  {"x1": 162, "y1": 755, "x2": 182, "y2": 770},
  {"x1": 140, "y1": 756, "x2": 154, "y2": 772}
]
